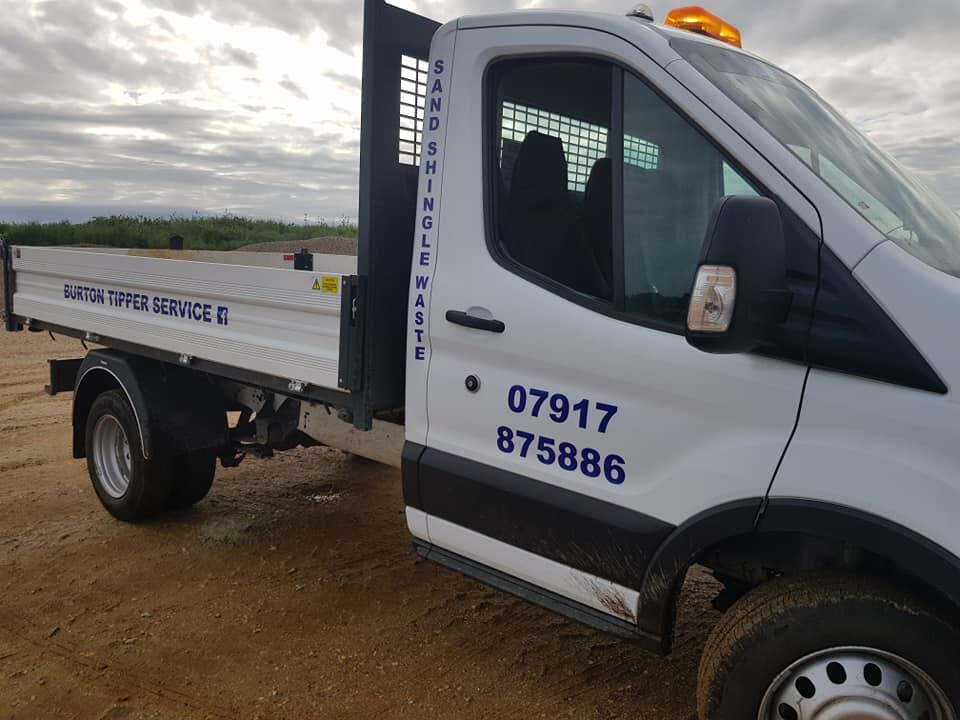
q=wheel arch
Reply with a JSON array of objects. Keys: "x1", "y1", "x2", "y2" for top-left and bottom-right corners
[
  {"x1": 73, "y1": 360, "x2": 145, "y2": 459},
  {"x1": 635, "y1": 499, "x2": 761, "y2": 653},
  {"x1": 73, "y1": 349, "x2": 229, "y2": 460},
  {"x1": 758, "y1": 498, "x2": 960, "y2": 611},
  {"x1": 636, "y1": 498, "x2": 960, "y2": 654}
]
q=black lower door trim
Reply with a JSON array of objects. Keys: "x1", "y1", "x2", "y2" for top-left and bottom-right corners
[
  {"x1": 404, "y1": 442, "x2": 675, "y2": 590},
  {"x1": 415, "y1": 540, "x2": 662, "y2": 652}
]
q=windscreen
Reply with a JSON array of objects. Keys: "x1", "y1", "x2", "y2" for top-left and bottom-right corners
[{"x1": 673, "y1": 38, "x2": 960, "y2": 278}]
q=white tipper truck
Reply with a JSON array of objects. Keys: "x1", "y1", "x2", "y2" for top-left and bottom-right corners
[{"x1": 3, "y1": 2, "x2": 960, "y2": 716}]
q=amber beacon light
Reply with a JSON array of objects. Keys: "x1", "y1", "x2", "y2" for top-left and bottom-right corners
[{"x1": 665, "y1": 6, "x2": 742, "y2": 47}]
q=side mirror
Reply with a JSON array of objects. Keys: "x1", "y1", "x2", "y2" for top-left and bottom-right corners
[{"x1": 686, "y1": 196, "x2": 790, "y2": 354}]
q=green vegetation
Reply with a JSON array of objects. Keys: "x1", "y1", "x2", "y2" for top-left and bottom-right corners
[{"x1": 0, "y1": 215, "x2": 358, "y2": 250}]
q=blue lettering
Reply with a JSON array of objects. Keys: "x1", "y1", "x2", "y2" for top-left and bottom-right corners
[
  {"x1": 428, "y1": 116, "x2": 439, "y2": 131},
  {"x1": 415, "y1": 346, "x2": 426, "y2": 361},
  {"x1": 415, "y1": 294, "x2": 425, "y2": 308},
  {"x1": 415, "y1": 310, "x2": 424, "y2": 325},
  {"x1": 419, "y1": 252, "x2": 430, "y2": 267},
  {"x1": 430, "y1": 97, "x2": 441, "y2": 113},
  {"x1": 422, "y1": 215, "x2": 433, "y2": 230},
  {"x1": 427, "y1": 141, "x2": 438, "y2": 157},
  {"x1": 415, "y1": 275, "x2": 429, "y2": 290},
  {"x1": 425, "y1": 160, "x2": 437, "y2": 175},
  {"x1": 431, "y1": 78, "x2": 442, "y2": 93},
  {"x1": 433, "y1": 59, "x2": 444, "y2": 74},
  {"x1": 422, "y1": 197, "x2": 434, "y2": 212}
]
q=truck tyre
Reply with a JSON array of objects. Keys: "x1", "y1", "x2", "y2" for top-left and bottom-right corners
[
  {"x1": 85, "y1": 390, "x2": 172, "y2": 522},
  {"x1": 166, "y1": 449, "x2": 217, "y2": 510},
  {"x1": 697, "y1": 574, "x2": 960, "y2": 720}
]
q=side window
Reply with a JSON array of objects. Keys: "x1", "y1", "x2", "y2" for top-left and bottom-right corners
[
  {"x1": 622, "y1": 74, "x2": 755, "y2": 326},
  {"x1": 488, "y1": 59, "x2": 757, "y2": 327},
  {"x1": 491, "y1": 59, "x2": 614, "y2": 301}
]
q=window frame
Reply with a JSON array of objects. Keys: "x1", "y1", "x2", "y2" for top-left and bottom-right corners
[{"x1": 481, "y1": 52, "x2": 771, "y2": 335}]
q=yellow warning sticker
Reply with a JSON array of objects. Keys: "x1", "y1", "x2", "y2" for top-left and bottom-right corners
[{"x1": 312, "y1": 276, "x2": 339, "y2": 295}]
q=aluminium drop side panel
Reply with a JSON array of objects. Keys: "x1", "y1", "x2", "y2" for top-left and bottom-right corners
[
  {"x1": 68, "y1": 247, "x2": 358, "y2": 273},
  {"x1": 356, "y1": 0, "x2": 440, "y2": 414},
  {"x1": 11, "y1": 247, "x2": 348, "y2": 391}
]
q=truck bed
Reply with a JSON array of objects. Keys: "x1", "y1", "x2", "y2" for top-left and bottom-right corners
[{"x1": 7, "y1": 246, "x2": 353, "y2": 392}]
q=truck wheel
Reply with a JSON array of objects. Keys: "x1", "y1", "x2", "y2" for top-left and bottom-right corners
[
  {"x1": 697, "y1": 574, "x2": 960, "y2": 720},
  {"x1": 86, "y1": 390, "x2": 171, "y2": 522},
  {"x1": 166, "y1": 449, "x2": 217, "y2": 510}
]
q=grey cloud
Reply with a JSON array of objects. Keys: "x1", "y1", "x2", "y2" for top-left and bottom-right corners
[
  {"x1": 145, "y1": 0, "x2": 363, "y2": 53},
  {"x1": 940, "y1": 80, "x2": 960, "y2": 105},
  {"x1": 0, "y1": 0, "x2": 360, "y2": 222},
  {"x1": 279, "y1": 76, "x2": 309, "y2": 100},
  {"x1": 154, "y1": 14, "x2": 177, "y2": 34},
  {"x1": 325, "y1": 70, "x2": 361, "y2": 92},
  {"x1": 1, "y1": 0, "x2": 957, "y2": 222},
  {"x1": 221, "y1": 44, "x2": 259, "y2": 69},
  {"x1": 817, "y1": 66, "x2": 920, "y2": 117},
  {"x1": 34, "y1": 0, "x2": 105, "y2": 36},
  {"x1": 0, "y1": 9, "x2": 204, "y2": 104},
  {"x1": 0, "y1": 100, "x2": 361, "y2": 220}
]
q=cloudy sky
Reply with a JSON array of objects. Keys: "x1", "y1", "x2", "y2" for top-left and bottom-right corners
[{"x1": 1, "y1": 0, "x2": 957, "y2": 223}]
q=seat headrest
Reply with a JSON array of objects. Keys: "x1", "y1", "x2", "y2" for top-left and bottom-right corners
[
  {"x1": 585, "y1": 157, "x2": 612, "y2": 211},
  {"x1": 509, "y1": 131, "x2": 568, "y2": 209}
]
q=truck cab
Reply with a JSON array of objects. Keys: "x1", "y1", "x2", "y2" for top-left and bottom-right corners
[{"x1": 400, "y1": 4, "x2": 960, "y2": 717}]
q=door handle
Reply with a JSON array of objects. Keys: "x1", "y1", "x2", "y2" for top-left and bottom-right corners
[{"x1": 445, "y1": 310, "x2": 505, "y2": 334}]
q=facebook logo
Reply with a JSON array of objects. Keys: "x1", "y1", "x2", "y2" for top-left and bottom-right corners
[{"x1": 216, "y1": 306, "x2": 229, "y2": 326}]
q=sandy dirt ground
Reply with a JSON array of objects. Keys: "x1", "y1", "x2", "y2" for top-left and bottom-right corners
[{"x1": 0, "y1": 330, "x2": 720, "y2": 719}]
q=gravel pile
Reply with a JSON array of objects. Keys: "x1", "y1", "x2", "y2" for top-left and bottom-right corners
[{"x1": 237, "y1": 236, "x2": 358, "y2": 255}]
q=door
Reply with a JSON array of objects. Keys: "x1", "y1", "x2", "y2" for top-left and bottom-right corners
[{"x1": 416, "y1": 26, "x2": 809, "y2": 621}]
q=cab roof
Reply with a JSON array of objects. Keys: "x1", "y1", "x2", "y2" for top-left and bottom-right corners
[{"x1": 455, "y1": 9, "x2": 759, "y2": 67}]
